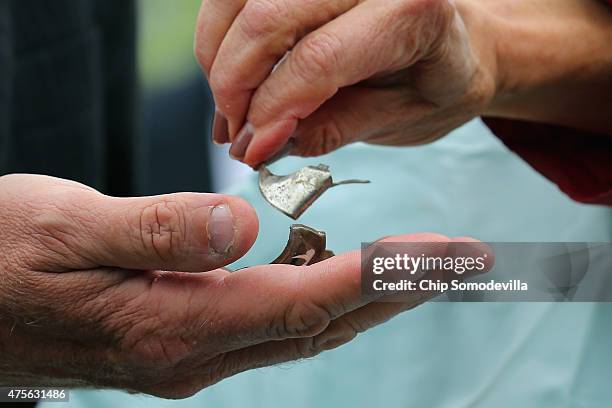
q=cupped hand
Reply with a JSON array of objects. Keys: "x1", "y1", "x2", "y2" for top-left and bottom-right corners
[
  {"x1": 196, "y1": 0, "x2": 497, "y2": 167},
  {"x1": 0, "y1": 174, "x2": 489, "y2": 398}
]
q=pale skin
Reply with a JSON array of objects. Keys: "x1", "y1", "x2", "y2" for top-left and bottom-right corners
[
  {"x1": 196, "y1": 0, "x2": 612, "y2": 167},
  {"x1": 0, "y1": 174, "x2": 491, "y2": 397}
]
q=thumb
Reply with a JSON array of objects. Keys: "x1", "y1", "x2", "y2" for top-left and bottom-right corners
[
  {"x1": 289, "y1": 87, "x2": 408, "y2": 157},
  {"x1": 82, "y1": 192, "x2": 259, "y2": 272}
]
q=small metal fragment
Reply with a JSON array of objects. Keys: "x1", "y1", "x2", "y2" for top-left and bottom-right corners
[
  {"x1": 231, "y1": 224, "x2": 334, "y2": 271},
  {"x1": 271, "y1": 224, "x2": 335, "y2": 266},
  {"x1": 259, "y1": 164, "x2": 369, "y2": 219}
]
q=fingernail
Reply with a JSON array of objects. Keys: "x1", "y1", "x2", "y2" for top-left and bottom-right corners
[
  {"x1": 207, "y1": 205, "x2": 235, "y2": 254},
  {"x1": 211, "y1": 110, "x2": 229, "y2": 145},
  {"x1": 229, "y1": 123, "x2": 254, "y2": 160}
]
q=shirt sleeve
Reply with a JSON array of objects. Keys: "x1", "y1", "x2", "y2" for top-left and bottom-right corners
[
  {"x1": 483, "y1": 118, "x2": 612, "y2": 205},
  {"x1": 482, "y1": 0, "x2": 612, "y2": 206}
]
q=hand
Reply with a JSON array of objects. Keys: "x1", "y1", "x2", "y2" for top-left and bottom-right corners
[
  {"x1": 196, "y1": 0, "x2": 497, "y2": 167},
  {"x1": 196, "y1": 0, "x2": 612, "y2": 167},
  {"x1": 0, "y1": 174, "x2": 489, "y2": 398}
]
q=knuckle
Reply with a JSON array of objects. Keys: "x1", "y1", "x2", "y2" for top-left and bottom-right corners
[
  {"x1": 294, "y1": 337, "x2": 323, "y2": 359},
  {"x1": 292, "y1": 32, "x2": 342, "y2": 79},
  {"x1": 208, "y1": 69, "x2": 235, "y2": 105},
  {"x1": 239, "y1": 0, "x2": 287, "y2": 39},
  {"x1": 294, "y1": 320, "x2": 360, "y2": 359},
  {"x1": 26, "y1": 194, "x2": 99, "y2": 269},
  {"x1": 278, "y1": 297, "x2": 333, "y2": 338},
  {"x1": 30, "y1": 210, "x2": 84, "y2": 264},
  {"x1": 115, "y1": 314, "x2": 193, "y2": 367},
  {"x1": 397, "y1": 0, "x2": 455, "y2": 45},
  {"x1": 194, "y1": 43, "x2": 212, "y2": 74},
  {"x1": 424, "y1": 0, "x2": 455, "y2": 41},
  {"x1": 136, "y1": 334, "x2": 193, "y2": 368},
  {"x1": 245, "y1": 84, "x2": 278, "y2": 125},
  {"x1": 342, "y1": 316, "x2": 368, "y2": 335},
  {"x1": 138, "y1": 200, "x2": 187, "y2": 262},
  {"x1": 298, "y1": 120, "x2": 345, "y2": 156}
]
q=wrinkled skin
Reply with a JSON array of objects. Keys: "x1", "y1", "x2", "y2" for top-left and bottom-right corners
[
  {"x1": 0, "y1": 174, "x2": 490, "y2": 398},
  {"x1": 196, "y1": 0, "x2": 497, "y2": 166},
  {"x1": 196, "y1": 0, "x2": 612, "y2": 167}
]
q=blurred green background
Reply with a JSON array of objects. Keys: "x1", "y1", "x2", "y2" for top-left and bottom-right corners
[
  {"x1": 138, "y1": 0, "x2": 203, "y2": 92},
  {"x1": 135, "y1": 0, "x2": 249, "y2": 195}
]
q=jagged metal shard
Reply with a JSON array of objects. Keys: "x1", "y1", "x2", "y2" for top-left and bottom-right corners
[
  {"x1": 258, "y1": 164, "x2": 370, "y2": 220},
  {"x1": 231, "y1": 224, "x2": 333, "y2": 271},
  {"x1": 271, "y1": 224, "x2": 335, "y2": 266}
]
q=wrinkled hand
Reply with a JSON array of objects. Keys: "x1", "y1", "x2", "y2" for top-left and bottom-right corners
[
  {"x1": 196, "y1": 0, "x2": 496, "y2": 166},
  {"x1": 0, "y1": 174, "x2": 488, "y2": 398}
]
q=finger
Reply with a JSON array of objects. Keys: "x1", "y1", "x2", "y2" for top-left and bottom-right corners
[
  {"x1": 210, "y1": 0, "x2": 360, "y2": 141},
  {"x1": 78, "y1": 192, "x2": 259, "y2": 272},
  {"x1": 285, "y1": 87, "x2": 436, "y2": 157},
  {"x1": 194, "y1": 0, "x2": 246, "y2": 75},
  {"x1": 448, "y1": 237, "x2": 495, "y2": 278},
  {"x1": 289, "y1": 85, "x2": 475, "y2": 157},
  {"x1": 215, "y1": 236, "x2": 493, "y2": 378},
  {"x1": 291, "y1": 87, "x2": 393, "y2": 157},
  {"x1": 212, "y1": 293, "x2": 431, "y2": 385},
  {"x1": 211, "y1": 233, "x2": 453, "y2": 352},
  {"x1": 237, "y1": 0, "x2": 453, "y2": 165}
]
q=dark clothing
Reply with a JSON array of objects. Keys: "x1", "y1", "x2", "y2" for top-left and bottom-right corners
[
  {"x1": 484, "y1": 119, "x2": 612, "y2": 205},
  {"x1": 0, "y1": 0, "x2": 136, "y2": 195},
  {"x1": 482, "y1": 1, "x2": 612, "y2": 206}
]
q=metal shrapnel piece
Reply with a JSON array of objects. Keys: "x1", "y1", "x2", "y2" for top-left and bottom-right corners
[
  {"x1": 259, "y1": 164, "x2": 369, "y2": 220},
  {"x1": 231, "y1": 224, "x2": 333, "y2": 271},
  {"x1": 271, "y1": 224, "x2": 335, "y2": 266}
]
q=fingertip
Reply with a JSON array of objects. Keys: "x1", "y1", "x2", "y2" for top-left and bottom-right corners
[
  {"x1": 226, "y1": 195, "x2": 260, "y2": 259},
  {"x1": 211, "y1": 110, "x2": 230, "y2": 145},
  {"x1": 451, "y1": 237, "x2": 495, "y2": 272},
  {"x1": 229, "y1": 123, "x2": 254, "y2": 160},
  {"x1": 231, "y1": 197, "x2": 259, "y2": 252},
  {"x1": 242, "y1": 119, "x2": 297, "y2": 167}
]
